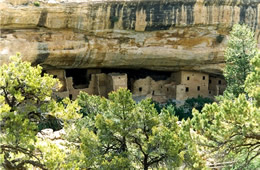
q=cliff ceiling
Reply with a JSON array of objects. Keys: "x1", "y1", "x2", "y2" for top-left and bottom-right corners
[{"x1": 0, "y1": 0, "x2": 260, "y2": 74}]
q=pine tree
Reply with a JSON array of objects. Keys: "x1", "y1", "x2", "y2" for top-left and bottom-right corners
[{"x1": 224, "y1": 24, "x2": 258, "y2": 97}]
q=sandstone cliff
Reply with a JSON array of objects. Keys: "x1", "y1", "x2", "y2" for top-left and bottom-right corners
[{"x1": 1, "y1": 0, "x2": 260, "y2": 74}]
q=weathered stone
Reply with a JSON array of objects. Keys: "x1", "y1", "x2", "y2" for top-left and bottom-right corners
[
  {"x1": 40, "y1": 128, "x2": 53, "y2": 136},
  {"x1": 37, "y1": 128, "x2": 69, "y2": 150},
  {"x1": 38, "y1": 128, "x2": 65, "y2": 140},
  {"x1": 0, "y1": 0, "x2": 260, "y2": 74}
]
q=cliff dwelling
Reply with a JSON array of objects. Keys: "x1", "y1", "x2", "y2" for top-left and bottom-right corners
[
  {"x1": 1, "y1": 0, "x2": 259, "y2": 103},
  {"x1": 45, "y1": 68, "x2": 226, "y2": 103}
]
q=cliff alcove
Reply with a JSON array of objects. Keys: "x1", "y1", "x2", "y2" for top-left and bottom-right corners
[
  {"x1": 45, "y1": 68, "x2": 225, "y2": 102},
  {"x1": 1, "y1": 0, "x2": 260, "y2": 75},
  {"x1": 0, "y1": 0, "x2": 259, "y2": 101}
]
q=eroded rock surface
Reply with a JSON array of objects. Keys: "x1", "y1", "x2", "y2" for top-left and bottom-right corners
[
  {"x1": 1, "y1": 0, "x2": 260, "y2": 74},
  {"x1": 38, "y1": 128, "x2": 65, "y2": 140}
]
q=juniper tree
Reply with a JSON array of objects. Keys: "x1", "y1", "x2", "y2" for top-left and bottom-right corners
[
  {"x1": 65, "y1": 89, "x2": 205, "y2": 169},
  {"x1": 0, "y1": 54, "x2": 81, "y2": 169}
]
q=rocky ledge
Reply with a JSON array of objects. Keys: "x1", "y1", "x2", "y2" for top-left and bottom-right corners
[{"x1": 0, "y1": 0, "x2": 260, "y2": 74}]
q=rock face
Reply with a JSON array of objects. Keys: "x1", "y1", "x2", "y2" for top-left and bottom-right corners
[{"x1": 1, "y1": 0, "x2": 260, "y2": 74}]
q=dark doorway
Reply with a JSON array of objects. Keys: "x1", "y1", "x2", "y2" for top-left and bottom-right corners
[{"x1": 65, "y1": 69, "x2": 88, "y2": 88}]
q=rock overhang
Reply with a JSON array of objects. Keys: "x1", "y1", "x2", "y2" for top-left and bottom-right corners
[{"x1": 0, "y1": 0, "x2": 259, "y2": 75}]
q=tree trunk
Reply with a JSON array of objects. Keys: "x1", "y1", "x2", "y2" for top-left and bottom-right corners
[{"x1": 143, "y1": 155, "x2": 148, "y2": 170}]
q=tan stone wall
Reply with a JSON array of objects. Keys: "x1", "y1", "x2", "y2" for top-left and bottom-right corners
[
  {"x1": 53, "y1": 72, "x2": 129, "y2": 99},
  {"x1": 165, "y1": 83, "x2": 176, "y2": 99},
  {"x1": 70, "y1": 88, "x2": 94, "y2": 100},
  {"x1": 150, "y1": 79, "x2": 173, "y2": 103},
  {"x1": 176, "y1": 84, "x2": 187, "y2": 101},
  {"x1": 209, "y1": 76, "x2": 226, "y2": 96},
  {"x1": 132, "y1": 77, "x2": 152, "y2": 96},
  {"x1": 180, "y1": 71, "x2": 208, "y2": 86},
  {"x1": 66, "y1": 77, "x2": 74, "y2": 91},
  {"x1": 88, "y1": 74, "x2": 98, "y2": 94},
  {"x1": 109, "y1": 73, "x2": 128, "y2": 92},
  {"x1": 151, "y1": 79, "x2": 169, "y2": 96},
  {"x1": 132, "y1": 76, "x2": 177, "y2": 103},
  {"x1": 175, "y1": 71, "x2": 209, "y2": 100},
  {"x1": 54, "y1": 75, "x2": 97, "y2": 100},
  {"x1": 96, "y1": 73, "x2": 108, "y2": 97}
]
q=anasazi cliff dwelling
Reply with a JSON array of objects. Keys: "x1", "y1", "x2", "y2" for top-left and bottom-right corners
[
  {"x1": 1, "y1": 0, "x2": 259, "y2": 102},
  {"x1": 46, "y1": 69, "x2": 226, "y2": 102}
]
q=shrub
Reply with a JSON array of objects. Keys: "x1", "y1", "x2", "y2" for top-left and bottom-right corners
[
  {"x1": 34, "y1": 1, "x2": 40, "y2": 7},
  {"x1": 154, "y1": 96, "x2": 213, "y2": 120}
]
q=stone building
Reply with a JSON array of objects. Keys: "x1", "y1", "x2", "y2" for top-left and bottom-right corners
[
  {"x1": 46, "y1": 69, "x2": 226, "y2": 103},
  {"x1": 131, "y1": 71, "x2": 213, "y2": 102},
  {"x1": 108, "y1": 73, "x2": 128, "y2": 92},
  {"x1": 173, "y1": 71, "x2": 209, "y2": 101},
  {"x1": 208, "y1": 76, "x2": 226, "y2": 97},
  {"x1": 46, "y1": 69, "x2": 127, "y2": 100},
  {"x1": 131, "y1": 76, "x2": 176, "y2": 103}
]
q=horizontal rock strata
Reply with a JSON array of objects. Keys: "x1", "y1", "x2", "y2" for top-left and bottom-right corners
[{"x1": 1, "y1": 0, "x2": 260, "y2": 74}]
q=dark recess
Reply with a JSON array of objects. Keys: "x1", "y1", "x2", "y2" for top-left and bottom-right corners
[
  {"x1": 101, "y1": 68, "x2": 171, "y2": 80},
  {"x1": 216, "y1": 35, "x2": 224, "y2": 44},
  {"x1": 66, "y1": 69, "x2": 88, "y2": 87}
]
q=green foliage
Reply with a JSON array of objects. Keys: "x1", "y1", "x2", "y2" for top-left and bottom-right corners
[
  {"x1": 190, "y1": 26, "x2": 260, "y2": 166},
  {"x1": 154, "y1": 96, "x2": 213, "y2": 120},
  {"x1": 182, "y1": 96, "x2": 213, "y2": 116},
  {"x1": 245, "y1": 53, "x2": 260, "y2": 107},
  {"x1": 64, "y1": 89, "x2": 206, "y2": 169},
  {"x1": 77, "y1": 92, "x2": 103, "y2": 117},
  {"x1": 191, "y1": 94, "x2": 260, "y2": 168},
  {"x1": 224, "y1": 24, "x2": 258, "y2": 97},
  {"x1": 191, "y1": 52, "x2": 260, "y2": 169},
  {"x1": 37, "y1": 115, "x2": 63, "y2": 131},
  {"x1": 5, "y1": 49, "x2": 259, "y2": 169},
  {"x1": 0, "y1": 54, "x2": 81, "y2": 169},
  {"x1": 34, "y1": 1, "x2": 40, "y2": 7},
  {"x1": 36, "y1": 139, "x2": 66, "y2": 169},
  {"x1": 0, "y1": 53, "x2": 58, "y2": 169}
]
